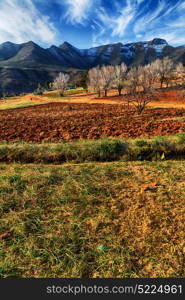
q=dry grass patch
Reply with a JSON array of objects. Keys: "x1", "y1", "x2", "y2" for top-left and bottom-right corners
[{"x1": 0, "y1": 161, "x2": 184, "y2": 278}]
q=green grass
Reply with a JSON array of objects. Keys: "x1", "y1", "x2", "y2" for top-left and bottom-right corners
[
  {"x1": 0, "y1": 161, "x2": 184, "y2": 278},
  {"x1": 65, "y1": 87, "x2": 85, "y2": 95},
  {"x1": 0, "y1": 134, "x2": 185, "y2": 164},
  {"x1": 0, "y1": 100, "x2": 55, "y2": 111},
  {"x1": 45, "y1": 88, "x2": 85, "y2": 99}
]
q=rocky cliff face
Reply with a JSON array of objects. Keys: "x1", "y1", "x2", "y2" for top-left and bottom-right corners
[{"x1": 0, "y1": 38, "x2": 184, "y2": 95}]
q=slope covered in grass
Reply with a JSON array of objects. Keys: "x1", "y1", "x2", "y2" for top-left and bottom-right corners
[{"x1": 0, "y1": 161, "x2": 184, "y2": 278}]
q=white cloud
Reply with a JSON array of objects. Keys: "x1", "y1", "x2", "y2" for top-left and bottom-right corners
[
  {"x1": 63, "y1": 0, "x2": 93, "y2": 24},
  {"x1": 91, "y1": 0, "x2": 142, "y2": 46},
  {"x1": 132, "y1": 0, "x2": 185, "y2": 45},
  {"x1": 97, "y1": 0, "x2": 136, "y2": 37},
  {"x1": 136, "y1": 0, "x2": 145, "y2": 4},
  {"x1": 133, "y1": 0, "x2": 167, "y2": 34},
  {"x1": 0, "y1": 0, "x2": 59, "y2": 46},
  {"x1": 137, "y1": 25, "x2": 185, "y2": 46},
  {"x1": 92, "y1": 20, "x2": 106, "y2": 46}
]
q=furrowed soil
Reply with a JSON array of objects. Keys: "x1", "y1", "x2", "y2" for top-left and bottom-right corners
[{"x1": 0, "y1": 102, "x2": 185, "y2": 142}]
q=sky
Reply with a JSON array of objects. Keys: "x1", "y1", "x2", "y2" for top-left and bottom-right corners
[{"x1": 0, "y1": 0, "x2": 185, "y2": 49}]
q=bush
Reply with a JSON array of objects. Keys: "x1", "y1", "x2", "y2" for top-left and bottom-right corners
[
  {"x1": 79, "y1": 140, "x2": 128, "y2": 162},
  {"x1": 33, "y1": 90, "x2": 43, "y2": 96},
  {"x1": 135, "y1": 139, "x2": 149, "y2": 147},
  {"x1": 177, "y1": 132, "x2": 185, "y2": 143}
]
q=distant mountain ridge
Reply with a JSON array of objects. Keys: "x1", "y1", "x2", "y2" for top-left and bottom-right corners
[{"x1": 0, "y1": 38, "x2": 185, "y2": 95}]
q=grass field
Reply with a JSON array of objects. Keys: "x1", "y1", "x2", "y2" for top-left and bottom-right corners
[{"x1": 0, "y1": 160, "x2": 184, "y2": 278}]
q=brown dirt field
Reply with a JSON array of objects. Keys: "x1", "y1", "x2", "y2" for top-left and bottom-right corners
[{"x1": 0, "y1": 102, "x2": 185, "y2": 142}]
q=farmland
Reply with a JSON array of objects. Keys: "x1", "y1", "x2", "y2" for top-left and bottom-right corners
[{"x1": 0, "y1": 89, "x2": 185, "y2": 143}]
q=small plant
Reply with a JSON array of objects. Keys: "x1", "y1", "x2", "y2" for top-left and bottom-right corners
[
  {"x1": 132, "y1": 92, "x2": 155, "y2": 114},
  {"x1": 135, "y1": 139, "x2": 149, "y2": 147},
  {"x1": 2, "y1": 91, "x2": 8, "y2": 99},
  {"x1": 64, "y1": 104, "x2": 73, "y2": 111},
  {"x1": 177, "y1": 132, "x2": 185, "y2": 143},
  {"x1": 23, "y1": 212, "x2": 42, "y2": 234},
  {"x1": 33, "y1": 83, "x2": 44, "y2": 95}
]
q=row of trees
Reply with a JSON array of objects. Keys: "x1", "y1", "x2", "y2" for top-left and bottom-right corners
[
  {"x1": 88, "y1": 57, "x2": 185, "y2": 97},
  {"x1": 51, "y1": 57, "x2": 185, "y2": 99}
]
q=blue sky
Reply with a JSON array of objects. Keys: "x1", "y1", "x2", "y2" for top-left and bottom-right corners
[{"x1": 0, "y1": 0, "x2": 184, "y2": 48}]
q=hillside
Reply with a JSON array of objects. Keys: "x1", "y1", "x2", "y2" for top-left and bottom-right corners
[{"x1": 0, "y1": 38, "x2": 185, "y2": 95}]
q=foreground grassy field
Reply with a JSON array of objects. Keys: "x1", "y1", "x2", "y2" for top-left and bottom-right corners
[{"x1": 0, "y1": 160, "x2": 184, "y2": 278}]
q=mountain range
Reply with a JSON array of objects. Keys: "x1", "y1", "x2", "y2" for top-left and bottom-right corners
[{"x1": 0, "y1": 38, "x2": 185, "y2": 95}]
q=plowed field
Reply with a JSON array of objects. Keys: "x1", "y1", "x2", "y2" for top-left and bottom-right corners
[{"x1": 0, "y1": 102, "x2": 185, "y2": 142}]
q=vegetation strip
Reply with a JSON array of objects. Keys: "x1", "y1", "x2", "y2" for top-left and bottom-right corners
[{"x1": 0, "y1": 134, "x2": 185, "y2": 164}]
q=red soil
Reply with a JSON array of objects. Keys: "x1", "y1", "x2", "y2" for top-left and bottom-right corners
[
  {"x1": 0, "y1": 102, "x2": 185, "y2": 142},
  {"x1": 154, "y1": 90, "x2": 185, "y2": 104}
]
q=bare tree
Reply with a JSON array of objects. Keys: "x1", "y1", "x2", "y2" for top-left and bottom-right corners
[
  {"x1": 132, "y1": 92, "x2": 155, "y2": 114},
  {"x1": 99, "y1": 65, "x2": 115, "y2": 97},
  {"x1": 140, "y1": 63, "x2": 159, "y2": 91},
  {"x1": 176, "y1": 62, "x2": 184, "y2": 73},
  {"x1": 127, "y1": 67, "x2": 141, "y2": 94},
  {"x1": 154, "y1": 57, "x2": 174, "y2": 88},
  {"x1": 88, "y1": 66, "x2": 102, "y2": 97},
  {"x1": 128, "y1": 64, "x2": 159, "y2": 94},
  {"x1": 53, "y1": 72, "x2": 70, "y2": 96},
  {"x1": 114, "y1": 63, "x2": 127, "y2": 96},
  {"x1": 175, "y1": 63, "x2": 185, "y2": 86},
  {"x1": 138, "y1": 65, "x2": 151, "y2": 93}
]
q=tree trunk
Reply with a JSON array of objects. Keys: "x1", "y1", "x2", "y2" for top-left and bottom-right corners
[
  {"x1": 59, "y1": 89, "x2": 64, "y2": 97},
  {"x1": 98, "y1": 90, "x2": 101, "y2": 98},
  {"x1": 105, "y1": 90, "x2": 107, "y2": 97},
  {"x1": 118, "y1": 88, "x2": 122, "y2": 96},
  {"x1": 160, "y1": 78, "x2": 164, "y2": 88}
]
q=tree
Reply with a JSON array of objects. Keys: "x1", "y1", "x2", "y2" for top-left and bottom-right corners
[
  {"x1": 176, "y1": 62, "x2": 184, "y2": 73},
  {"x1": 34, "y1": 83, "x2": 44, "y2": 95},
  {"x1": 137, "y1": 64, "x2": 157, "y2": 92},
  {"x1": 125, "y1": 64, "x2": 157, "y2": 114},
  {"x1": 88, "y1": 66, "x2": 102, "y2": 97},
  {"x1": 53, "y1": 72, "x2": 70, "y2": 96},
  {"x1": 153, "y1": 57, "x2": 174, "y2": 88},
  {"x1": 127, "y1": 67, "x2": 141, "y2": 94},
  {"x1": 175, "y1": 63, "x2": 185, "y2": 86},
  {"x1": 79, "y1": 71, "x2": 88, "y2": 92},
  {"x1": 44, "y1": 81, "x2": 51, "y2": 90},
  {"x1": 114, "y1": 63, "x2": 127, "y2": 96},
  {"x1": 145, "y1": 62, "x2": 159, "y2": 89},
  {"x1": 99, "y1": 65, "x2": 115, "y2": 97},
  {"x1": 131, "y1": 92, "x2": 155, "y2": 114}
]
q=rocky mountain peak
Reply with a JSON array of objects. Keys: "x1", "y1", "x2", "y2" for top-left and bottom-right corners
[
  {"x1": 150, "y1": 38, "x2": 168, "y2": 45},
  {"x1": 59, "y1": 41, "x2": 74, "y2": 50}
]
